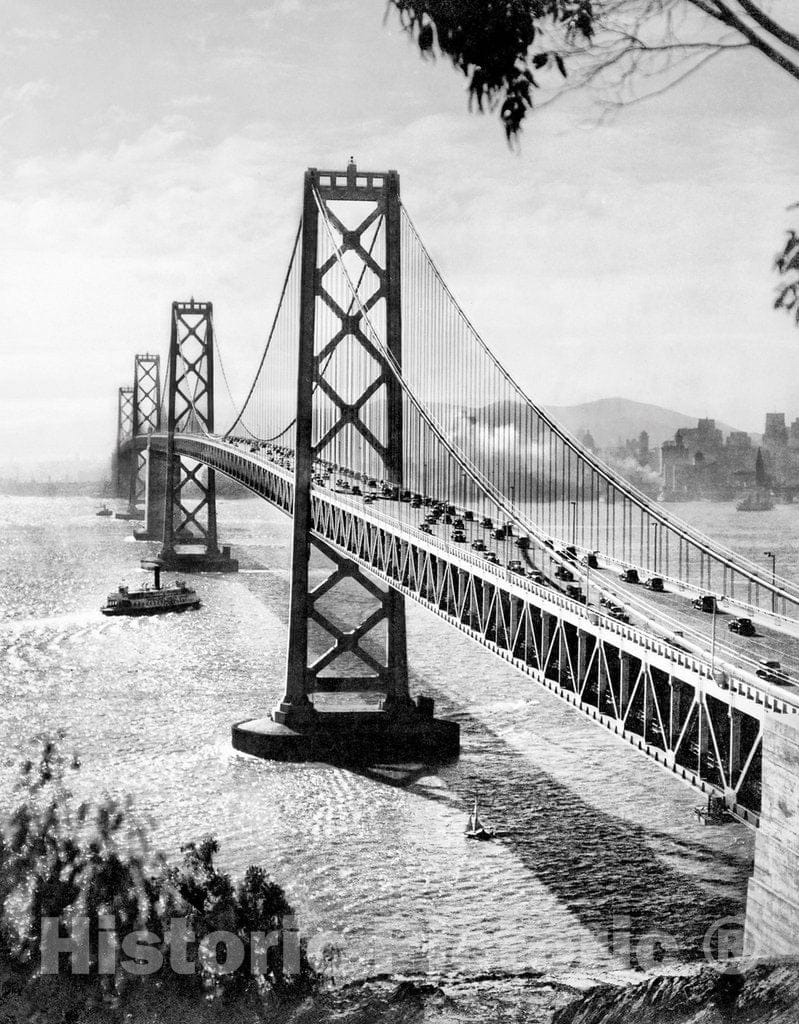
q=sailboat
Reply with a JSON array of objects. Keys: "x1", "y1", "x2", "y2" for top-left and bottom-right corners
[{"x1": 464, "y1": 794, "x2": 494, "y2": 841}]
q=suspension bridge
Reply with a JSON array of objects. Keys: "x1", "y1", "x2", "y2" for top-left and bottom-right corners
[{"x1": 113, "y1": 161, "x2": 799, "y2": 957}]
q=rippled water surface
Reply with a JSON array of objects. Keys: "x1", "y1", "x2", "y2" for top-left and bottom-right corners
[{"x1": 0, "y1": 494, "x2": 767, "y2": 992}]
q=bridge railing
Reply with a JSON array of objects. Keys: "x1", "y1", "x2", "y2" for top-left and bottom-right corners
[{"x1": 174, "y1": 433, "x2": 799, "y2": 717}]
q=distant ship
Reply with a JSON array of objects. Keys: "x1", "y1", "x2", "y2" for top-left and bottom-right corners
[
  {"x1": 101, "y1": 559, "x2": 200, "y2": 616},
  {"x1": 736, "y1": 490, "x2": 774, "y2": 512},
  {"x1": 95, "y1": 504, "x2": 114, "y2": 517}
]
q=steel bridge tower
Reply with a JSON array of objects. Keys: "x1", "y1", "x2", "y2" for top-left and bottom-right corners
[
  {"x1": 235, "y1": 162, "x2": 458, "y2": 760},
  {"x1": 113, "y1": 386, "x2": 134, "y2": 499},
  {"x1": 157, "y1": 300, "x2": 237, "y2": 572}
]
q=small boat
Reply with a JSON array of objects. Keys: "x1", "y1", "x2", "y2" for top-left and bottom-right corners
[
  {"x1": 95, "y1": 504, "x2": 114, "y2": 517},
  {"x1": 101, "y1": 559, "x2": 200, "y2": 616},
  {"x1": 464, "y1": 794, "x2": 494, "y2": 841}
]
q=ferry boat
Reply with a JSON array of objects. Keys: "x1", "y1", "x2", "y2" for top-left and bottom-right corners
[
  {"x1": 95, "y1": 504, "x2": 114, "y2": 517},
  {"x1": 101, "y1": 559, "x2": 200, "y2": 616}
]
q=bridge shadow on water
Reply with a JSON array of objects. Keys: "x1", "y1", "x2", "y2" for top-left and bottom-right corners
[
  {"x1": 352, "y1": 700, "x2": 752, "y2": 966},
  {"x1": 232, "y1": 552, "x2": 751, "y2": 964}
]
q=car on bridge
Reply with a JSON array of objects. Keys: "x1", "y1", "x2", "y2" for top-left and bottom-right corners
[
  {"x1": 728, "y1": 617, "x2": 756, "y2": 636},
  {"x1": 644, "y1": 576, "x2": 665, "y2": 592},
  {"x1": 619, "y1": 568, "x2": 640, "y2": 584},
  {"x1": 692, "y1": 594, "x2": 718, "y2": 613},
  {"x1": 756, "y1": 660, "x2": 791, "y2": 685},
  {"x1": 451, "y1": 530, "x2": 467, "y2": 543},
  {"x1": 419, "y1": 523, "x2": 433, "y2": 534},
  {"x1": 471, "y1": 538, "x2": 486, "y2": 551},
  {"x1": 554, "y1": 565, "x2": 575, "y2": 582},
  {"x1": 351, "y1": 485, "x2": 362, "y2": 496},
  {"x1": 481, "y1": 516, "x2": 493, "y2": 529},
  {"x1": 566, "y1": 584, "x2": 586, "y2": 603},
  {"x1": 364, "y1": 494, "x2": 377, "y2": 505},
  {"x1": 483, "y1": 551, "x2": 500, "y2": 565},
  {"x1": 582, "y1": 551, "x2": 599, "y2": 568},
  {"x1": 491, "y1": 527, "x2": 506, "y2": 540},
  {"x1": 508, "y1": 559, "x2": 525, "y2": 574},
  {"x1": 607, "y1": 605, "x2": 630, "y2": 623},
  {"x1": 454, "y1": 518, "x2": 465, "y2": 530},
  {"x1": 561, "y1": 545, "x2": 578, "y2": 561},
  {"x1": 515, "y1": 535, "x2": 530, "y2": 550}
]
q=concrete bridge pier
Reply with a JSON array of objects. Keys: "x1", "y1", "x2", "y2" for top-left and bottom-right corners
[
  {"x1": 133, "y1": 443, "x2": 167, "y2": 541},
  {"x1": 745, "y1": 713, "x2": 799, "y2": 958}
]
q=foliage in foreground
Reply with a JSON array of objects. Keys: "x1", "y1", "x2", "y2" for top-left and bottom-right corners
[{"x1": 0, "y1": 736, "x2": 316, "y2": 1021}]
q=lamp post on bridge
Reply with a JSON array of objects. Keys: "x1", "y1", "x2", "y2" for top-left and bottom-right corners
[
  {"x1": 764, "y1": 550, "x2": 777, "y2": 613},
  {"x1": 651, "y1": 521, "x2": 660, "y2": 575},
  {"x1": 569, "y1": 500, "x2": 577, "y2": 547}
]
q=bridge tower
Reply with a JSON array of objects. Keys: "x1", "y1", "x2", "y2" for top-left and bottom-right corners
[
  {"x1": 233, "y1": 162, "x2": 458, "y2": 761},
  {"x1": 121, "y1": 353, "x2": 161, "y2": 525},
  {"x1": 113, "y1": 386, "x2": 134, "y2": 499},
  {"x1": 158, "y1": 300, "x2": 237, "y2": 572}
]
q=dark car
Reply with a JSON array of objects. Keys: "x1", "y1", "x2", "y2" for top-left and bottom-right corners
[
  {"x1": 481, "y1": 516, "x2": 493, "y2": 529},
  {"x1": 728, "y1": 617, "x2": 756, "y2": 636},
  {"x1": 451, "y1": 530, "x2": 467, "y2": 543},
  {"x1": 582, "y1": 552, "x2": 599, "y2": 568},
  {"x1": 483, "y1": 551, "x2": 500, "y2": 565},
  {"x1": 692, "y1": 594, "x2": 717, "y2": 613},
  {"x1": 351, "y1": 485, "x2": 362, "y2": 496},
  {"x1": 607, "y1": 605, "x2": 630, "y2": 623},
  {"x1": 491, "y1": 527, "x2": 506, "y2": 541},
  {"x1": 471, "y1": 538, "x2": 487, "y2": 552},
  {"x1": 554, "y1": 566, "x2": 575, "y2": 582},
  {"x1": 454, "y1": 518, "x2": 465, "y2": 530},
  {"x1": 419, "y1": 523, "x2": 433, "y2": 534},
  {"x1": 566, "y1": 584, "x2": 586, "y2": 603},
  {"x1": 619, "y1": 568, "x2": 640, "y2": 584},
  {"x1": 463, "y1": 509, "x2": 474, "y2": 521},
  {"x1": 515, "y1": 535, "x2": 530, "y2": 550},
  {"x1": 563, "y1": 545, "x2": 578, "y2": 561},
  {"x1": 508, "y1": 559, "x2": 525, "y2": 574},
  {"x1": 756, "y1": 660, "x2": 791, "y2": 685},
  {"x1": 644, "y1": 576, "x2": 664, "y2": 592},
  {"x1": 443, "y1": 513, "x2": 454, "y2": 524}
]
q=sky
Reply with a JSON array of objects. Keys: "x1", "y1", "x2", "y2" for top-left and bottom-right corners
[{"x1": 1, "y1": 0, "x2": 797, "y2": 473}]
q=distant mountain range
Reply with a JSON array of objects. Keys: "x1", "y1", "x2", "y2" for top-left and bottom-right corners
[{"x1": 544, "y1": 397, "x2": 759, "y2": 450}]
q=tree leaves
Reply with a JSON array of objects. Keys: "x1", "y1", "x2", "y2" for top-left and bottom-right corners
[{"x1": 387, "y1": 1, "x2": 593, "y2": 138}]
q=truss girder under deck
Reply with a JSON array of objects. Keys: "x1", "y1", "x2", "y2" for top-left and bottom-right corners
[{"x1": 166, "y1": 433, "x2": 792, "y2": 822}]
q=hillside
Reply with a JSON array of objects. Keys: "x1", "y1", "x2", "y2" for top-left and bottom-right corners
[{"x1": 544, "y1": 397, "x2": 757, "y2": 450}]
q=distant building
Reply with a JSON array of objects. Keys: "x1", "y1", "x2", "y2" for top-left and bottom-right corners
[{"x1": 660, "y1": 412, "x2": 799, "y2": 500}]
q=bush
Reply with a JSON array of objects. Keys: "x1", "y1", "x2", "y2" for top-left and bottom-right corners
[{"x1": 0, "y1": 735, "x2": 316, "y2": 1020}]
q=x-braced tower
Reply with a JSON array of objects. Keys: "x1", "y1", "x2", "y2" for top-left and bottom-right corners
[
  {"x1": 125, "y1": 353, "x2": 161, "y2": 520},
  {"x1": 159, "y1": 300, "x2": 237, "y2": 572},
  {"x1": 266, "y1": 161, "x2": 458, "y2": 770},
  {"x1": 114, "y1": 386, "x2": 134, "y2": 497}
]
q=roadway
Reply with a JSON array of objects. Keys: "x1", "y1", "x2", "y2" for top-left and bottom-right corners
[{"x1": 224, "y1": 437, "x2": 799, "y2": 696}]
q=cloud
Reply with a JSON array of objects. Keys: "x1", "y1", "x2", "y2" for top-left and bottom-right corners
[{"x1": 2, "y1": 78, "x2": 57, "y2": 105}]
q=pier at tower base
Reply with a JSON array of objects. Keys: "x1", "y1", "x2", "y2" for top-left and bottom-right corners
[
  {"x1": 745, "y1": 714, "x2": 799, "y2": 959},
  {"x1": 231, "y1": 697, "x2": 460, "y2": 763},
  {"x1": 159, "y1": 545, "x2": 239, "y2": 574}
]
